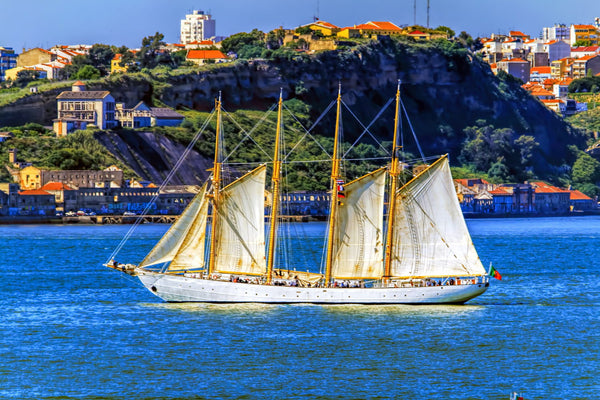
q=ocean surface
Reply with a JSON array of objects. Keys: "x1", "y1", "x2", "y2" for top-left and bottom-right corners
[{"x1": 0, "y1": 217, "x2": 598, "y2": 399}]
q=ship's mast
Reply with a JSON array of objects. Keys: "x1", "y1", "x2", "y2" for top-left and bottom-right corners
[
  {"x1": 207, "y1": 93, "x2": 223, "y2": 277},
  {"x1": 266, "y1": 90, "x2": 284, "y2": 285},
  {"x1": 383, "y1": 81, "x2": 402, "y2": 282},
  {"x1": 324, "y1": 85, "x2": 342, "y2": 287}
]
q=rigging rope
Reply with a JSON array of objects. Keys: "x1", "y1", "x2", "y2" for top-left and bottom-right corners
[
  {"x1": 400, "y1": 99, "x2": 426, "y2": 162},
  {"x1": 341, "y1": 98, "x2": 394, "y2": 158},
  {"x1": 105, "y1": 108, "x2": 216, "y2": 266},
  {"x1": 221, "y1": 104, "x2": 277, "y2": 163}
]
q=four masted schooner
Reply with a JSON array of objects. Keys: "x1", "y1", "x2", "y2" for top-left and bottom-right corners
[{"x1": 107, "y1": 83, "x2": 491, "y2": 304}]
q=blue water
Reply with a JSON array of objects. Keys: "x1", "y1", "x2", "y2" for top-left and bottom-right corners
[{"x1": 0, "y1": 217, "x2": 598, "y2": 399}]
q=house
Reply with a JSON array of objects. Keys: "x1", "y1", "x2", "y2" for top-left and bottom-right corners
[
  {"x1": 150, "y1": 107, "x2": 185, "y2": 127},
  {"x1": 116, "y1": 101, "x2": 152, "y2": 128},
  {"x1": 571, "y1": 54, "x2": 600, "y2": 79},
  {"x1": 185, "y1": 49, "x2": 228, "y2": 65},
  {"x1": 336, "y1": 27, "x2": 361, "y2": 39},
  {"x1": 110, "y1": 54, "x2": 127, "y2": 74},
  {"x1": 532, "y1": 182, "x2": 570, "y2": 214},
  {"x1": 569, "y1": 190, "x2": 596, "y2": 211},
  {"x1": 407, "y1": 30, "x2": 430, "y2": 40},
  {"x1": 509, "y1": 31, "x2": 530, "y2": 41},
  {"x1": 16, "y1": 189, "x2": 56, "y2": 216},
  {"x1": 184, "y1": 40, "x2": 219, "y2": 49},
  {"x1": 299, "y1": 21, "x2": 340, "y2": 36},
  {"x1": 529, "y1": 66, "x2": 552, "y2": 82},
  {"x1": 17, "y1": 48, "x2": 56, "y2": 67},
  {"x1": 489, "y1": 186, "x2": 513, "y2": 214},
  {"x1": 53, "y1": 81, "x2": 117, "y2": 135},
  {"x1": 19, "y1": 166, "x2": 124, "y2": 190},
  {"x1": 352, "y1": 21, "x2": 403, "y2": 37},
  {"x1": 496, "y1": 58, "x2": 530, "y2": 82},
  {"x1": 40, "y1": 182, "x2": 76, "y2": 212},
  {"x1": 4, "y1": 66, "x2": 47, "y2": 81},
  {"x1": 570, "y1": 46, "x2": 600, "y2": 59}
]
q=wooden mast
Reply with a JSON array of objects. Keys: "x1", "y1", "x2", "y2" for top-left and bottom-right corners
[
  {"x1": 324, "y1": 84, "x2": 342, "y2": 287},
  {"x1": 383, "y1": 81, "x2": 402, "y2": 282},
  {"x1": 207, "y1": 93, "x2": 223, "y2": 278},
  {"x1": 266, "y1": 90, "x2": 284, "y2": 285}
]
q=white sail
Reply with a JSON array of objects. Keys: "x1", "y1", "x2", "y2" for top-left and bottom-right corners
[
  {"x1": 213, "y1": 165, "x2": 267, "y2": 275},
  {"x1": 389, "y1": 156, "x2": 486, "y2": 277},
  {"x1": 168, "y1": 191, "x2": 210, "y2": 271},
  {"x1": 139, "y1": 184, "x2": 208, "y2": 268},
  {"x1": 331, "y1": 168, "x2": 386, "y2": 279}
]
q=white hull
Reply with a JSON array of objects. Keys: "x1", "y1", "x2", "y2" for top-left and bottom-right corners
[{"x1": 136, "y1": 270, "x2": 489, "y2": 304}]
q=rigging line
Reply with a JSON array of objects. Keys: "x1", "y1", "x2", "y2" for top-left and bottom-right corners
[
  {"x1": 105, "y1": 108, "x2": 216, "y2": 265},
  {"x1": 221, "y1": 104, "x2": 277, "y2": 163},
  {"x1": 281, "y1": 100, "x2": 336, "y2": 161},
  {"x1": 400, "y1": 98, "x2": 426, "y2": 161},
  {"x1": 341, "y1": 97, "x2": 394, "y2": 158}
]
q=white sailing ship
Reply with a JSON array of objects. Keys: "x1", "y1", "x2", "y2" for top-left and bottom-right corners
[{"x1": 107, "y1": 84, "x2": 490, "y2": 304}]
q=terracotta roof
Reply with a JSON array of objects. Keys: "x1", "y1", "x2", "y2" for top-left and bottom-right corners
[
  {"x1": 40, "y1": 182, "x2": 74, "y2": 191},
  {"x1": 573, "y1": 24, "x2": 596, "y2": 29},
  {"x1": 532, "y1": 181, "x2": 569, "y2": 193},
  {"x1": 409, "y1": 30, "x2": 426, "y2": 35},
  {"x1": 314, "y1": 21, "x2": 339, "y2": 29},
  {"x1": 500, "y1": 57, "x2": 527, "y2": 63},
  {"x1": 19, "y1": 189, "x2": 52, "y2": 196},
  {"x1": 571, "y1": 46, "x2": 600, "y2": 52},
  {"x1": 541, "y1": 99, "x2": 564, "y2": 104},
  {"x1": 575, "y1": 54, "x2": 599, "y2": 61},
  {"x1": 73, "y1": 80, "x2": 85, "y2": 86},
  {"x1": 490, "y1": 187, "x2": 512, "y2": 195},
  {"x1": 186, "y1": 49, "x2": 227, "y2": 60},
  {"x1": 510, "y1": 30, "x2": 527, "y2": 37},
  {"x1": 570, "y1": 190, "x2": 592, "y2": 201},
  {"x1": 367, "y1": 21, "x2": 402, "y2": 31},
  {"x1": 531, "y1": 66, "x2": 551, "y2": 74}
]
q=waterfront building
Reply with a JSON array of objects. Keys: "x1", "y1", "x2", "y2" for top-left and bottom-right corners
[
  {"x1": 180, "y1": 10, "x2": 216, "y2": 44},
  {"x1": 19, "y1": 166, "x2": 124, "y2": 190},
  {"x1": 0, "y1": 47, "x2": 17, "y2": 81},
  {"x1": 53, "y1": 81, "x2": 117, "y2": 135},
  {"x1": 16, "y1": 189, "x2": 56, "y2": 216},
  {"x1": 569, "y1": 190, "x2": 596, "y2": 211},
  {"x1": 40, "y1": 182, "x2": 76, "y2": 213},
  {"x1": 532, "y1": 182, "x2": 571, "y2": 214}
]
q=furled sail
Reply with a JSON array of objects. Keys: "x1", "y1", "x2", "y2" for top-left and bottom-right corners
[
  {"x1": 331, "y1": 168, "x2": 386, "y2": 279},
  {"x1": 213, "y1": 165, "x2": 267, "y2": 275},
  {"x1": 139, "y1": 183, "x2": 208, "y2": 268},
  {"x1": 168, "y1": 191, "x2": 210, "y2": 271},
  {"x1": 389, "y1": 156, "x2": 486, "y2": 277}
]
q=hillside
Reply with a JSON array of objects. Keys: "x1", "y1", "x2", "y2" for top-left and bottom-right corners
[{"x1": 0, "y1": 37, "x2": 589, "y2": 186}]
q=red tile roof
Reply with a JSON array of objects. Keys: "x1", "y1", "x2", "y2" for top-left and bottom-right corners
[
  {"x1": 531, "y1": 66, "x2": 551, "y2": 74},
  {"x1": 570, "y1": 190, "x2": 592, "y2": 201},
  {"x1": 489, "y1": 187, "x2": 512, "y2": 196},
  {"x1": 41, "y1": 182, "x2": 74, "y2": 191},
  {"x1": 367, "y1": 21, "x2": 402, "y2": 31},
  {"x1": 19, "y1": 189, "x2": 52, "y2": 196},
  {"x1": 186, "y1": 49, "x2": 227, "y2": 60},
  {"x1": 532, "y1": 181, "x2": 569, "y2": 193},
  {"x1": 510, "y1": 30, "x2": 528, "y2": 37}
]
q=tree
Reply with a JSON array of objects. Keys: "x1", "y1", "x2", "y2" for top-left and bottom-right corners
[
  {"x1": 76, "y1": 65, "x2": 101, "y2": 80},
  {"x1": 137, "y1": 32, "x2": 171, "y2": 69},
  {"x1": 221, "y1": 29, "x2": 265, "y2": 55},
  {"x1": 15, "y1": 70, "x2": 41, "y2": 88},
  {"x1": 572, "y1": 152, "x2": 600, "y2": 187},
  {"x1": 434, "y1": 26, "x2": 455, "y2": 38},
  {"x1": 88, "y1": 44, "x2": 114, "y2": 75}
]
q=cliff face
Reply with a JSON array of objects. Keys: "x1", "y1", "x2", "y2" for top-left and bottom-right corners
[
  {"x1": 94, "y1": 130, "x2": 210, "y2": 185},
  {"x1": 0, "y1": 39, "x2": 585, "y2": 182}
]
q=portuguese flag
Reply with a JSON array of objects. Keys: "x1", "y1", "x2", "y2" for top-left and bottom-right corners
[{"x1": 489, "y1": 265, "x2": 502, "y2": 280}]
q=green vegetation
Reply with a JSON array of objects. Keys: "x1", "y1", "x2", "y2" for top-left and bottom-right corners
[{"x1": 0, "y1": 125, "x2": 136, "y2": 181}]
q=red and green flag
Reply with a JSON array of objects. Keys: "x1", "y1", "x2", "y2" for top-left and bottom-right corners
[{"x1": 489, "y1": 265, "x2": 502, "y2": 280}]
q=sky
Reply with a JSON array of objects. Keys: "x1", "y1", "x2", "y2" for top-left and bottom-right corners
[{"x1": 2, "y1": 0, "x2": 600, "y2": 50}]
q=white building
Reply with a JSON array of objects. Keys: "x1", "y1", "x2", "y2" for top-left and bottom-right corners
[
  {"x1": 542, "y1": 24, "x2": 570, "y2": 42},
  {"x1": 180, "y1": 10, "x2": 216, "y2": 44}
]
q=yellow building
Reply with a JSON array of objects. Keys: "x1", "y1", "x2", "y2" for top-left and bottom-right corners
[
  {"x1": 301, "y1": 21, "x2": 340, "y2": 36},
  {"x1": 570, "y1": 24, "x2": 600, "y2": 45},
  {"x1": 110, "y1": 54, "x2": 128, "y2": 74},
  {"x1": 19, "y1": 166, "x2": 42, "y2": 190}
]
